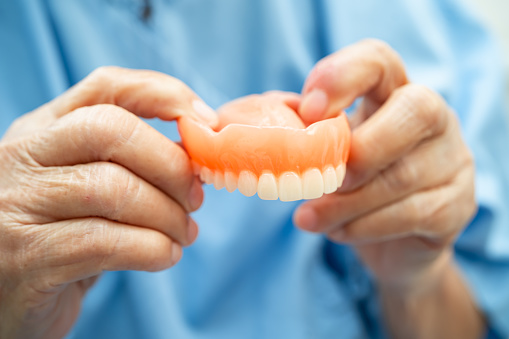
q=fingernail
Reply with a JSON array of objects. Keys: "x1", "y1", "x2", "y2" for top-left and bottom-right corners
[
  {"x1": 171, "y1": 244, "x2": 183, "y2": 266},
  {"x1": 300, "y1": 89, "x2": 328, "y2": 123},
  {"x1": 187, "y1": 217, "x2": 199, "y2": 244},
  {"x1": 293, "y1": 205, "x2": 318, "y2": 231},
  {"x1": 192, "y1": 100, "x2": 219, "y2": 127},
  {"x1": 188, "y1": 178, "x2": 204, "y2": 211}
]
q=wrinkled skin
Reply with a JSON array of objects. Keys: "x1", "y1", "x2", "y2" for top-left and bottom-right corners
[
  {"x1": 294, "y1": 40, "x2": 480, "y2": 338},
  {"x1": 0, "y1": 67, "x2": 217, "y2": 339},
  {"x1": 0, "y1": 38, "x2": 481, "y2": 339},
  {"x1": 294, "y1": 39, "x2": 476, "y2": 288}
]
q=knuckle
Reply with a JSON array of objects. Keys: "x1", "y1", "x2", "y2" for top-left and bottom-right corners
[
  {"x1": 397, "y1": 84, "x2": 447, "y2": 136},
  {"x1": 86, "y1": 163, "x2": 139, "y2": 217},
  {"x1": 0, "y1": 139, "x2": 28, "y2": 169},
  {"x1": 73, "y1": 104, "x2": 129, "y2": 130},
  {"x1": 2, "y1": 223, "x2": 53, "y2": 276},
  {"x1": 425, "y1": 201, "x2": 449, "y2": 233},
  {"x1": 362, "y1": 39, "x2": 404, "y2": 71},
  {"x1": 69, "y1": 105, "x2": 139, "y2": 159},
  {"x1": 405, "y1": 195, "x2": 427, "y2": 227},
  {"x1": 410, "y1": 192, "x2": 456, "y2": 238},
  {"x1": 363, "y1": 38, "x2": 394, "y2": 56},
  {"x1": 4, "y1": 114, "x2": 31, "y2": 139},
  {"x1": 381, "y1": 158, "x2": 419, "y2": 194},
  {"x1": 77, "y1": 218, "x2": 121, "y2": 263},
  {"x1": 113, "y1": 172, "x2": 141, "y2": 219},
  {"x1": 167, "y1": 77, "x2": 194, "y2": 102},
  {"x1": 405, "y1": 193, "x2": 445, "y2": 236},
  {"x1": 87, "y1": 66, "x2": 122, "y2": 85}
]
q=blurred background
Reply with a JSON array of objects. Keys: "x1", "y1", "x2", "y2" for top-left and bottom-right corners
[{"x1": 468, "y1": 0, "x2": 509, "y2": 72}]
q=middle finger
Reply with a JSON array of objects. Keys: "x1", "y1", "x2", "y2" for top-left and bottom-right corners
[
  {"x1": 294, "y1": 117, "x2": 469, "y2": 233},
  {"x1": 23, "y1": 162, "x2": 197, "y2": 246}
]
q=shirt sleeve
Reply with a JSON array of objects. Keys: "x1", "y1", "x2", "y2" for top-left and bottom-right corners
[{"x1": 318, "y1": 0, "x2": 509, "y2": 337}]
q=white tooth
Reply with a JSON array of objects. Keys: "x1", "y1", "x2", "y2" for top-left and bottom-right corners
[
  {"x1": 213, "y1": 171, "x2": 225, "y2": 190},
  {"x1": 336, "y1": 163, "x2": 346, "y2": 187},
  {"x1": 257, "y1": 172, "x2": 278, "y2": 200},
  {"x1": 238, "y1": 170, "x2": 258, "y2": 197},
  {"x1": 278, "y1": 171, "x2": 303, "y2": 202},
  {"x1": 200, "y1": 167, "x2": 214, "y2": 185},
  {"x1": 323, "y1": 165, "x2": 338, "y2": 194},
  {"x1": 302, "y1": 168, "x2": 324, "y2": 199},
  {"x1": 224, "y1": 171, "x2": 238, "y2": 193}
]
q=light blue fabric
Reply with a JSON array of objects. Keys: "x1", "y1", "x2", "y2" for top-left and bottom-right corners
[{"x1": 1, "y1": 0, "x2": 508, "y2": 338}]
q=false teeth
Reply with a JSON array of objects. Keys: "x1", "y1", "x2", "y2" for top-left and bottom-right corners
[
  {"x1": 238, "y1": 170, "x2": 258, "y2": 197},
  {"x1": 336, "y1": 163, "x2": 346, "y2": 186},
  {"x1": 257, "y1": 172, "x2": 278, "y2": 200},
  {"x1": 279, "y1": 171, "x2": 303, "y2": 202},
  {"x1": 322, "y1": 165, "x2": 338, "y2": 194},
  {"x1": 200, "y1": 167, "x2": 214, "y2": 185},
  {"x1": 213, "y1": 171, "x2": 225, "y2": 190},
  {"x1": 302, "y1": 168, "x2": 324, "y2": 200},
  {"x1": 199, "y1": 164, "x2": 346, "y2": 201},
  {"x1": 224, "y1": 171, "x2": 238, "y2": 193}
]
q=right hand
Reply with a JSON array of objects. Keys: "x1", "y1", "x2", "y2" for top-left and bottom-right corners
[{"x1": 0, "y1": 67, "x2": 218, "y2": 339}]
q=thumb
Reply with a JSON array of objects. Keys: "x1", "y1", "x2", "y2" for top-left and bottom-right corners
[{"x1": 299, "y1": 39, "x2": 408, "y2": 124}]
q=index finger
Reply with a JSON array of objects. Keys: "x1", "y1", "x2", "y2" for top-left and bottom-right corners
[
  {"x1": 25, "y1": 104, "x2": 203, "y2": 214},
  {"x1": 299, "y1": 39, "x2": 408, "y2": 124},
  {"x1": 341, "y1": 84, "x2": 449, "y2": 192},
  {"x1": 40, "y1": 66, "x2": 218, "y2": 126}
]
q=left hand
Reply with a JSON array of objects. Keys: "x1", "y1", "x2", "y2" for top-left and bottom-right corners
[{"x1": 293, "y1": 39, "x2": 476, "y2": 292}]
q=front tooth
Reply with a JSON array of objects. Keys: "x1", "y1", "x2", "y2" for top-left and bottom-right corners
[
  {"x1": 200, "y1": 167, "x2": 214, "y2": 185},
  {"x1": 213, "y1": 171, "x2": 225, "y2": 190},
  {"x1": 302, "y1": 168, "x2": 324, "y2": 199},
  {"x1": 336, "y1": 163, "x2": 346, "y2": 187},
  {"x1": 238, "y1": 170, "x2": 258, "y2": 197},
  {"x1": 278, "y1": 171, "x2": 303, "y2": 202},
  {"x1": 323, "y1": 166, "x2": 338, "y2": 194},
  {"x1": 224, "y1": 171, "x2": 238, "y2": 193},
  {"x1": 257, "y1": 172, "x2": 278, "y2": 200}
]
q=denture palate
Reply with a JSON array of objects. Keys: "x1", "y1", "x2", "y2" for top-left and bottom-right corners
[{"x1": 178, "y1": 92, "x2": 351, "y2": 201}]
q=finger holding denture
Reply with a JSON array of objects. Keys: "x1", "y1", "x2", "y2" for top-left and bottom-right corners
[{"x1": 178, "y1": 92, "x2": 350, "y2": 201}]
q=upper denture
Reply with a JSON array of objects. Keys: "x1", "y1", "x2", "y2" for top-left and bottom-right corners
[{"x1": 178, "y1": 92, "x2": 350, "y2": 201}]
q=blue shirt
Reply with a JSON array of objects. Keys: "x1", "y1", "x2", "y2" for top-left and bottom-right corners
[{"x1": 1, "y1": 1, "x2": 509, "y2": 338}]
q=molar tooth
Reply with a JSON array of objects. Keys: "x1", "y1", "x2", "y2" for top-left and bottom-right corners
[
  {"x1": 336, "y1": 163, "x2": 346, "y2": 187},
  {"x1": 238, "y1": 170, "x2": 258, "y2": 197},
  {"x1": 200, "y1": 167, "x2": 214, "y2": 185},
  {"x1": 323, "y1": 166, "x2": 338, "y2": 194},
  {"x1": 224, "y1": 171, "x2": 238, "y2": 193},
  {"x1": 257, "y1": 172, "x2": 278, "y2": 200},
  {"x1": 278, "y1": 171, "x2": 303, "y2": 202},
  {"x1": 302, "y1": 168, "x2": 324, "y2": 200},
  {"x1": 213, "y1": 171, "x2": 225, "y2": 190}
]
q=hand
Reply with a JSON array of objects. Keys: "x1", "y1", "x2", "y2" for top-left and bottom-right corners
[
  {"x1": 0, "y1": 67, "x2": 217, "y2": 339},
  {"x1": 294, "y1": 40, "x2": 476, "y2": 292}
]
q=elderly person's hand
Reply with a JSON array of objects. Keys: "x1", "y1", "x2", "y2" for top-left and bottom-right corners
[
  {"x1": 0, "y1": 67, "x2": 217, "y2": 339},
  {"x1": 294, "y1": 40, "x2": 483, "y2": 339}
]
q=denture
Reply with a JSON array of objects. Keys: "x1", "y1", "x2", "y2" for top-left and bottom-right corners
[{"x1": 178, "y1": 92, "x2": 351, "y2": 201}]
